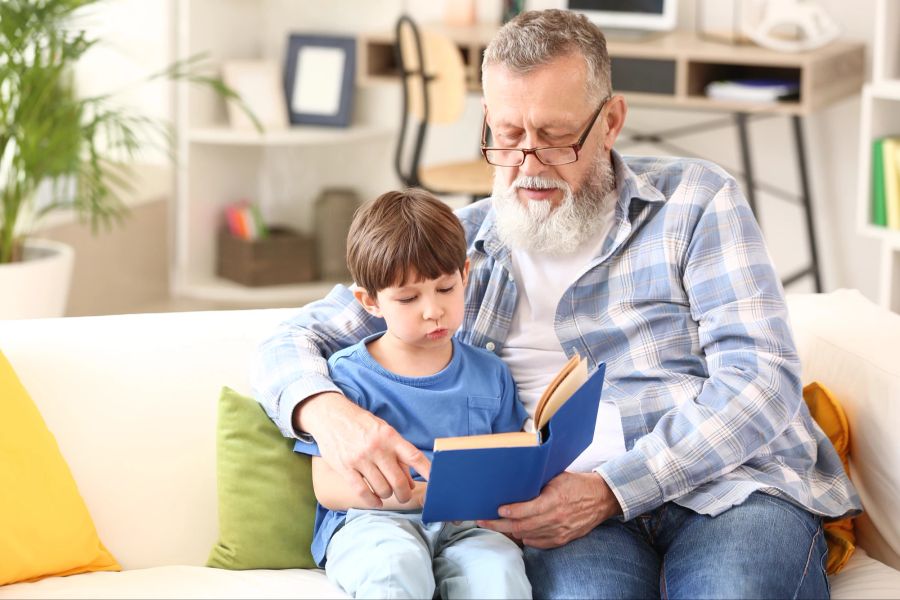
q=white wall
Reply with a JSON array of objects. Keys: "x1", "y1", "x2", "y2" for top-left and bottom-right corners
[
  {"x1": 80, "y1": 0, "x2": 882, "y2": 301},
  {"x1": 74, "y1": 0, "x2": 173, "y2": 164}
]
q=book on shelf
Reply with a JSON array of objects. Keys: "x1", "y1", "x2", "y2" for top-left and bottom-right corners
[
  {"x1": 421, "y1": 353, "x2": 606, "y2": 523},
  {"x1": 704, "y1": 78, "x2": 800, "y2": 103},
  {"x1": 872, "y1": 138, "x2": 887, "y2": 228},
  {"x1": 882, "y1": 137, "x2": 900, "y2": 231},
  {"x1": 224, "y1": 200, "x2": 269, "y2": 241}
]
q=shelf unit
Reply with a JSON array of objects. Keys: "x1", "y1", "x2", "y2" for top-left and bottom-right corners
[
  {"x1": 359, "y1": 28, "x2": 864, "y2": 115},
  {"x1": 856, "y1": 0, "x2": 900, "y2": 312},
  {"x1": 173, "y1": 0, "x2": 395, "y2": 305}
]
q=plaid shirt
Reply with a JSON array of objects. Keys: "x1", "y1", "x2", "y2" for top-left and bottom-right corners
[{"x1": 252, "y1": 151, "x2": 861, "y2": 522}]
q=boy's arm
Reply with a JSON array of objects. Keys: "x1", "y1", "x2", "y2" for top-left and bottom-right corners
[{"x1": 312, "y1": 456, "x2": 427, "y2": 512}]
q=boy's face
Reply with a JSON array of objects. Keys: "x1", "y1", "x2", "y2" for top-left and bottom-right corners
[{"x1": 354, "y1": 261, "x2": 469, "y2": 353}]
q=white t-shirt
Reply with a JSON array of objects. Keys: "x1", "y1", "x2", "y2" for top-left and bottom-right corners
[{"x1": 499, "y1": 202, "x2": 627, "y2": 472}]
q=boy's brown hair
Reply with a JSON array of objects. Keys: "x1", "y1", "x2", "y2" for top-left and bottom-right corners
[{"x1": 347, "y1": 188, "x2": 467, "y2": 296}]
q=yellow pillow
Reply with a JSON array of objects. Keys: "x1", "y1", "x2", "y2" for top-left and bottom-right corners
[
  {"x1": 803, "y1": 381, "x2": 855, "y2": 575},
  {"x1": 0, "y1": 351, "x2": 120, "y2": 585}
]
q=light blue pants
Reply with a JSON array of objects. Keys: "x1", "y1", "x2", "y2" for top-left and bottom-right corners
[{"x1": 325, "y1": 509, "x2": 532, "y2": 599}]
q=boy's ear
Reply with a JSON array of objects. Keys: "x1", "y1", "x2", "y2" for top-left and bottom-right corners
[
  {"x1": 353, "y1": 287, "x2": 383, "y2": 318},
  {"x1": 461, "y1": 258, "x2": 470, "y2": 286}
]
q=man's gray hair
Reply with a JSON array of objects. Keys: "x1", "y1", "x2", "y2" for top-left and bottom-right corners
[{"x1": 482, "y1": 9, "x2": 612, "y2": 102}]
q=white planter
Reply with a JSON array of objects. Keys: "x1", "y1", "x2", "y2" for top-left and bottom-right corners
[{"x1": 0, "y1": 238, "x2": 74, "y2": 319}]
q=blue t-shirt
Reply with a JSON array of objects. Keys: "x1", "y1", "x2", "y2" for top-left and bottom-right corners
[{"x1": 294, "y1": 332, "x2": 527, "y2": 566}]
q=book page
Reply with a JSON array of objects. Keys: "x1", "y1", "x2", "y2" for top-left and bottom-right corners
[
  {"x1": 532, "y1": 353, "x2": 580, "y2": 427},
  {"x1": 535, "y1": 356, "x2": 588, "y2": 430},
  {"x1": 434, "y1": 431, "x2": 539, "y2": 451}
]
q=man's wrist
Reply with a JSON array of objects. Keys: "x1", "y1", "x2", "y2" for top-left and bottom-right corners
[
  {"x1": 293, "y1": 391, "x2": 348, "y2": 437},
  {"x1": 593, "y1": 471, "x2": 624, "y2": 518}
]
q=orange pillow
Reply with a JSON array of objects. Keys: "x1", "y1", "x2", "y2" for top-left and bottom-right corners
[
  {"x1": 803, "y1": 381, "x2": 855, "y2": 575},
  {"x1": 0, "y1": 351, "x2": 120, "y2": 585}
]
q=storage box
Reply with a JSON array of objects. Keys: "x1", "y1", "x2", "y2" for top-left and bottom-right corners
[{"x1": 216, "y1": 227, "x2": 316, "y2": 287}]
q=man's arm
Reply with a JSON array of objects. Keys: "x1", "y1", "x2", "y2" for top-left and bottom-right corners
[
  {"x1": 595, "y1": 179, "x2": 802, "y2": 521},
  {"x1": 482, "y1": 178, "x2": 797, "y2": 545},
  {"x1": 311, "y1": 456, "x2": 426, "y2": 512},
  {"x1": 251, "y1": 284, "x2": 430, "y2": 506}
]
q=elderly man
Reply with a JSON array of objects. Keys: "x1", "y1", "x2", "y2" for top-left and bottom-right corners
[{"x1": 253, "y1": 9, "x2": 860, "y2": 598}]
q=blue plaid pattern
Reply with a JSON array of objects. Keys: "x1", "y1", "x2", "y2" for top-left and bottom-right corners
[{"x1": 252, "y1": 151, "x2": 861, "y2": 522}]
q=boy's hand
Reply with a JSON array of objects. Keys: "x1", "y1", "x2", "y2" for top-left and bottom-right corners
[{"x1": 297, "y1": 391, "x2": 432, "y2": 506}]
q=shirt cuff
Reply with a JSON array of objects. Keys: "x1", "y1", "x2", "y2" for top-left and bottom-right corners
[
  {"x1": 596, "y1": 448, "x2": 665, "y2": 521},
  {"x1": 277, "y1": 376, "x2": 342, "y2": 441}
]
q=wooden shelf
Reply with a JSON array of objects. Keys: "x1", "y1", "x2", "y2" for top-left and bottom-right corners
[
  {"x1": 188, "y1": 125, "x2": 392, "y2": 146},
  {"x1": 862, "y1": 226, "x2": 900, "y2": 250},
  {"x1": 358, "y1": 28, "x2": 865, "y2": 117},
  {"x1": 869, "y1": 81, "x2": 900, "y2": 102}
]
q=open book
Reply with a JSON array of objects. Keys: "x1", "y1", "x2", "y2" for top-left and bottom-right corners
[{"x1": 421, "y1": 354, "x2": 606, "y2": 523}]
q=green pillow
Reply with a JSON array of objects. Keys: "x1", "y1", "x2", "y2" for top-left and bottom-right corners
[{"x1": 207, "y1": 387, "x2": 317, "y2": 569}]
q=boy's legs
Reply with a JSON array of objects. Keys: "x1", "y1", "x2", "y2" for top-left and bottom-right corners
[
  {"x1": 325, "y1": 509, "x2": 436, "y2": 599},
  {"x1": 434, "y1": 522, "x2": 532, "y2": 599}
]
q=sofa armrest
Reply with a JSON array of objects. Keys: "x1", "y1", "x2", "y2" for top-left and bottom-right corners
[{"x1": 787, "y1": 290, "x2": 900, "y2": 571}]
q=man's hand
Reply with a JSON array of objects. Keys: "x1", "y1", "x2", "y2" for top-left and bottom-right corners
[
  {"x1": 296, "y1": 391, "x2": 431, "y2": 507},
  {"x1": 477, "y1": 471, "x2": 622, "y2": 548}
]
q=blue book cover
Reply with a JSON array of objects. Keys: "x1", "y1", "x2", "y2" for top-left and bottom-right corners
[{"x1": 421, "y1": 363, "x2": 606, "y2": 523}]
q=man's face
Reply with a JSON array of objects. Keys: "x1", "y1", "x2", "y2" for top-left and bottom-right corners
[{"x1": 482, "y1": 52, "x2": 608, "y2": 208}]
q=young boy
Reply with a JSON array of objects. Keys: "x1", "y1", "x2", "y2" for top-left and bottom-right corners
[{"x1": 294, "y1": 189, "x2": 531, "y2": 599}]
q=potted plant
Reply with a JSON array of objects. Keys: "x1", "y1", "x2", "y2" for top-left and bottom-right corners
[{"x1": 0, "y1": 0, "x2": 254, "y2": 318}]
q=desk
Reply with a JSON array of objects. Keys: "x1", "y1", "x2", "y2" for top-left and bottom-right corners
[{"x1": 359, "y1": 28, "x2": 866, "y2": 291}]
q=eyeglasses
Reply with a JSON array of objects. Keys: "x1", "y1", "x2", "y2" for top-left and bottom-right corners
[{"x1": 480, "y1": 97, "x2": 611, "y2": 168}]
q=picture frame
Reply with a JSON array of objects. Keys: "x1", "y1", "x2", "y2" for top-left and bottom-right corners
[
  {"x1": 284, "y1": 34, "x2": 356, "y2": 127},
  {"x1": 222, "y1": 60, "x2": 289, "y2": 131}
]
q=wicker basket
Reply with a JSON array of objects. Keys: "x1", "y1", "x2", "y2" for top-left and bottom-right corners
[{"x1": 216, "y1": 227, "x2": 316, "y2": 287}]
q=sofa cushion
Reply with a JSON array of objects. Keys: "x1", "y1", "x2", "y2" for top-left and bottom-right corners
[
  {"x1": 829, "y1": 547, "x2": 900, "y2": 600},
  {"x1": 207, "y1": 387, "x2": 317, "y2": 570},
  {"x1": 0, "y1": 351, "x2": 120, "y2": 585},
  {"x1": 0, "y1": 565, "x2": 346, "y2": 599},
  {"x1": 804, "y1": 381, "x2": 856, "y2": 574},
  {"x1": 788, "y1": 290, "x2": 900, "y2": 571}
]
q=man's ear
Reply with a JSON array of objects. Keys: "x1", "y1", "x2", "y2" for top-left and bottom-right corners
[
  {"x1": 461, "y1": 259, "x2": 471, "y2": 287},
  {"x1": 602, "y1": 94, "x2": 628, "y2": 152},
  {"x1": 353, "y1": 288, "x2": 383, "y2": 318}
]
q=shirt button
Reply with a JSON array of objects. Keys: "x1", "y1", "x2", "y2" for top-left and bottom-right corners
[
  {"x1": 508, "y1": 274, "x2": 515, "y2": 282},
  {"x1": 486, "y1": 342, "x2": 496, "y2": 352}
]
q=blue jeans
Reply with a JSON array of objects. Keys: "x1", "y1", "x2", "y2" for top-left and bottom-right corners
[{"x1": 524, "y1": 492, "x2": 829, "y2": 599}]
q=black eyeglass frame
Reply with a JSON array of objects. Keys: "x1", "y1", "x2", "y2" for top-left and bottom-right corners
[{"x1": 480, "y1": 97, "x2": 612, "y2": 167}]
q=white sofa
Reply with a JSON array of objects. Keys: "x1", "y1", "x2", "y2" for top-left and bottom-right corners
[{"x1": 1, "y1": 290, "x2": 899, "y2": 599}]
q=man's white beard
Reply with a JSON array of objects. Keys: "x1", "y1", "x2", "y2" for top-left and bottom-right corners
[{"x1": 492, "y1": 153, "x2": 616, "y2": 255}]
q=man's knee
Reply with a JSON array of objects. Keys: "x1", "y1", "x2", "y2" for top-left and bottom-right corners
[
  {"x1": 662, "y1": 494, "x2": 830, "y2": 599},
  {"x1": 525, "y1": 522, "x2": 660, "y2": 599}
]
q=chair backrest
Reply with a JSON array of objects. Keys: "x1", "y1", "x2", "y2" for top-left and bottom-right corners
[
  {"x1": 394, "y1": 16, "x2": 468, "y2": 188},
  {"x1": 397, "y1": 18, "x2": 467, "y2": 124}
]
